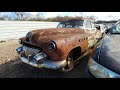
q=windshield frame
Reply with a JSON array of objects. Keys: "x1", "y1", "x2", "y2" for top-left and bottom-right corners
[{"x1": 56, "y1": 20, "x2": 84, "y2": 28}]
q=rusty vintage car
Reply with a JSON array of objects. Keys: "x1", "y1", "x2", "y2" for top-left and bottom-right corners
[{"x1": 16, "y1": 19, "x2": 102, "y2": 72}]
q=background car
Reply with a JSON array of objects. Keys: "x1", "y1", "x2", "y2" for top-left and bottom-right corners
[{"x1": 86, "y1": 21, "x2": 120, "y2": 78}]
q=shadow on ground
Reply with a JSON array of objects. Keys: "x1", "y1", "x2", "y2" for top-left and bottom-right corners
[{"x1": 0, "y1": 54, "x2": 90, "y2": 78}]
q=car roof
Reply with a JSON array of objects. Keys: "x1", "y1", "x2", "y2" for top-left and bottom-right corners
[{"x1": 60, "y1": 19, "x2": 95, "y2": 23}]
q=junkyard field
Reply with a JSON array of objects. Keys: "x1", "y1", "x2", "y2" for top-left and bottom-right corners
[{"x1": 0, "y1": 40, "x2": 89, "y2": 78}]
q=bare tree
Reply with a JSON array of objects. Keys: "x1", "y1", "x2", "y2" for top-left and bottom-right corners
[
  {"x1": 2, "y1": 15, "x2": 12, "y2": 20},
  {"x1": 0, "y1": 12, "x2": 4, "y2": 20},
  {"x1": 35, "y1": 12, "x2": 44, "y2": 21},
  {"x1": 0, "y1": 13, "x2": 7, "y2": 20},
  {"x1": 23, "y1": 13, "x2": 32, "y2": 21},
  {"x1": 14, "y1": 12, "x2": 26, "y2": 20},
  {"x1": 14, "y1": 12, "x2": 33, "y2": 21},
  {"x1": 0, "y1": 12, "x2": 1, "y2": 17}
]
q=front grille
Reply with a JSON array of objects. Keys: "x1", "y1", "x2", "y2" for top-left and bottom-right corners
[
  {"x1": 23, "y1": 41, "x2": 42, "y2": 50},
  {"x1": 22, "y1": 46, "x2": 40, "y2": 57}
]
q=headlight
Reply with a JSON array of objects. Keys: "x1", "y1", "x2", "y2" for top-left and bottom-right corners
[
  {"x1": 33, "y1": 52, "x2": 47, "y2": 63},
  {"x1": 48, "y1": 41, "x2": 57, "y2": 51},
  {"x1": 16, "y1": 46, "x2": 23, "y2": 54},
  {"x1": 26, "y1": 32, "x2": 34, "y2": 39},
  {"x1": 26, "y1": 32, "x2": 35, "y2": 42}
]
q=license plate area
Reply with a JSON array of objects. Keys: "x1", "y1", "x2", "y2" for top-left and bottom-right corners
[
  {"x1": 22, "y1": 46, "x2": 40, "y2": 56},
  {"x1": 28, "y1": 55, "x2": 34, "y2": 62}
]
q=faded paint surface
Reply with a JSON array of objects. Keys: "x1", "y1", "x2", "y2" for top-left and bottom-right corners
[{"x1": 20, "y1": 27, "x2": 102, "y2": 61}]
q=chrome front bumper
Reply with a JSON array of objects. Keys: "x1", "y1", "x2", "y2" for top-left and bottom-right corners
[
  {"x1": 88, "y1": 57, "x2": 120, "y2": 78},
  {"x1": 16, "y1": 46, "x2": 67, "y2": 70}
]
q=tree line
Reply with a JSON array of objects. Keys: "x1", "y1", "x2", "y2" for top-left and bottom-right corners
[
  {"x1": 0, "y1": 12, "x2": 97, "y2": 22},
  {"x1": 1, "y1": 12, "x2": 118, "y2": 23}
]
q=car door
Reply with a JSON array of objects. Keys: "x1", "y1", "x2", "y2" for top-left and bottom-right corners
[
  {"x1": 90, "y1": 21, "x2": 100, "y2": 45},
  {"x1": 84, "y1": 20, "x2": 97, "y2": 48},
  {"x1": 92, "y1": 23, "x2": 102, "y2": 40}
]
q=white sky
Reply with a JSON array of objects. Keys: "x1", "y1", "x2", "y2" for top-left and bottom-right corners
[{"x1": 29, "y1": 12, "x2": 120, "y2": 21}]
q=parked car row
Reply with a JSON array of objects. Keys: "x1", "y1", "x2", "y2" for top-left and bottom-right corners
[{"x1": 16, "y1": 19, "x2": 120, "y2": 78}]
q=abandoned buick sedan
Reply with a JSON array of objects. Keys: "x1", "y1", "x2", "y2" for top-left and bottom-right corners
[
  {"x1": 16, "y1": 19, "x2": 102, "y2": 72},
  {"x1": 86, "y1": 21, "x2": 120, "y2": 78}
]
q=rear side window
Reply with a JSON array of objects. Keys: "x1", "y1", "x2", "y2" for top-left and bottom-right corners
[
  {"x1": 91, "y1": 22, "x2": 95, "y2": 28},
  {"x1": 57, "y1": 20, "x2": 84, "y2": 28},
  {"x1": 85, "y1": 21, "x2": 92, "y2": 28}
]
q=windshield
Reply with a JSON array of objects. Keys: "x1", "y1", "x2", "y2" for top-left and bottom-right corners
[{"x1": 57, "y1": 20, "x2": 84, "y2": 28}]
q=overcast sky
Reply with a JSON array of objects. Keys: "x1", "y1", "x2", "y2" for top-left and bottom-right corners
[{"x1": 1, "y1": 12, "x2": 120, "y2": 21}]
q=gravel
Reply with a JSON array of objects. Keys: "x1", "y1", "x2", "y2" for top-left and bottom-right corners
[
  {"x1": 0, "y1": 40, "x2": 89, "y2": 78},
  {"x1": 0, "y1": 40, "x2": 21, "y2": 64}
]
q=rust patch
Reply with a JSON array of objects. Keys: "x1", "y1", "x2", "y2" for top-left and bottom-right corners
[{"x1": 20, "y1": 27, "x2": 102, "y2": 61}]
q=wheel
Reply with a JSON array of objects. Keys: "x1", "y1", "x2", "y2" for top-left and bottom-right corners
[{"x1": 60, "y1": 52, "x2": 74, "y2": 72}]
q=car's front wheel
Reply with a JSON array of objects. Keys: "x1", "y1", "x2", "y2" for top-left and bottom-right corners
[{"x1": 60, "y1": 52, "x2": 74, "y2": 72}]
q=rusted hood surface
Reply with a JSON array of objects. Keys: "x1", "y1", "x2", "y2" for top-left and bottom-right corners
[
  {"x1": 31, "y1": 28, "x2": 84, "y2": 35},
  {"x1": 99, "y1": 34, "x2": 120, "y2": 74},
  {"x1": 27, "y1": 28, "x2": 85, "y2": 44},
  {"x1": 23, "y1": 28, "x2": 87, "y2": 61}
]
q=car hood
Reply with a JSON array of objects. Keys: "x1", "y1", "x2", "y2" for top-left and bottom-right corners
[
  {"x1": 99, "y1": 34, "x2": 120, "y2": 74},
  {"x1": 26, "y1": 28, "x2": 85, "y2": 44}
]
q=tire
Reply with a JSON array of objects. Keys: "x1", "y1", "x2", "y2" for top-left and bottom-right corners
[{"x1": 60, "y1": 52, "x2": 75, "y2": 72}]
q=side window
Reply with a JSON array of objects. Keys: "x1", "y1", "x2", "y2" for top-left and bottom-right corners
[
  {"x1": 91, "y1": 22, "x2": 95, "y2": 28},
  {"x1": 57, "y1": 23, "x2": 65, "y2": 28},
  {"x1": 85, "y1": 21, "x2": 92, "y2": 29}
]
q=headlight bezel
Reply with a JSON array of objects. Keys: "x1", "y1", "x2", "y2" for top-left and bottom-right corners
[
  {"x1": 26, "y1": 32, "x2": 34, "y2": 41},
  {"x1": 48, "y1": 41, "x2": 57, "y2": 52}
]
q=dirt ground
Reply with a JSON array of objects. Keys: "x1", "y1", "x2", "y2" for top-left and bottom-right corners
[{"x1": 0, "y1": 40, "x2": 89, "y2": 78}]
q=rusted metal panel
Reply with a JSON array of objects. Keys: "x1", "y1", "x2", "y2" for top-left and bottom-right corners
[
  {"x1": 43, "y1": 33, "x2": 88, "y2": 61},
  {"x1": 21, "y1": 28, "x2": 91, "y2": 61},
  {"x1": 16, "y1": 19, "x2": 104, "y2": 71},
  {"x1": 20, "y1": 22, "x2": 102, "y2": 62}
]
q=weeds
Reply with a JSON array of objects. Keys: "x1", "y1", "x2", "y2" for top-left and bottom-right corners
[{"x1": 0, "y1": 40, "x2": 5, "y2": 43}]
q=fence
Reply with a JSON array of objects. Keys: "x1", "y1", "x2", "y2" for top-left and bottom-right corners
[{"x1": 0, "y1": 21, "x2": 59, "y2": 41}]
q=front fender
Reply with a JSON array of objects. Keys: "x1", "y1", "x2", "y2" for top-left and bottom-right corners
[{"x1": 43, "y1": 34, "x2": 88, "y2": 61}]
